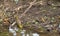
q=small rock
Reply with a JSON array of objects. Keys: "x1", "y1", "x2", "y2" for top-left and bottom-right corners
[
  {"x1": 33, "y1": 33, "x2": 39, "y2": 36},
  {"x1": 14, "y1": 0, "x2": 19, "y2": 4},
  {"x1": 0, "y1": 19, "x2": 3, "y2": 22},
  {"x1": 58, "y1": 24, "x2": 60, "y2": 28}
]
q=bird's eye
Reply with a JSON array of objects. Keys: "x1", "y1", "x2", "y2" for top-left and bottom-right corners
[{"x1": 46, "y1": 29, "x2": 50, "y2": 32}]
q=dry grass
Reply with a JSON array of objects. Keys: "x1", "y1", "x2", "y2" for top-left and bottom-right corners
[{"x1": 0, "y1": 0, "x2": 60, "y2": 36}]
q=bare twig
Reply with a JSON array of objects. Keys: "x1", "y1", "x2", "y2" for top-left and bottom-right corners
[
  {"x1": 11, "y1": 21, "x2": 16, "y2": 26},
  {"x1": 10, "y1": 0, "x2": 37, "y2": 27},
  {"x1": 14, "y1": 5, "x2": 29, "y2": 11},
  {"x1": 19, "y1": 0, "x2": 37, "y2": 18},
  {"x1": 14, "y1": 0, "x2": 41, "y2": 11},
  {"x1": 10, "y1": 21, "x2": 16, "y2": 27}
]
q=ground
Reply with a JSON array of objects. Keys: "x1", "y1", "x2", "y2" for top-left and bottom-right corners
[{"x1": 0, "y1": 0, "x2": 60, "y2": 36}]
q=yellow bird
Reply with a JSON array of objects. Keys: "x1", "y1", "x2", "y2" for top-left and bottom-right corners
[
  {"x1": 17, "y1": 24, "x2": 23, "y2": 29},
  {"x1": 14, "y1": 15, "x2": 23, "y2": 29}
]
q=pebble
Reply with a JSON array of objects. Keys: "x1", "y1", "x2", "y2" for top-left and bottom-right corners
[
  {"x1": 14, "y1": 0, "x2": 19, "y2": 4},
  {"x1": 21, "y1": 30, "x2": 26, "y2": 34},
  {"x1": 33, "y1": 33, "x2": 39, "y2": 36},
  {"x1": 58, "y1": 24, "x2": 60, "y2": 28},
  {"x1": 52, "y1": 17, "x2": 55, "y2": 20},
  {"x1": 9, "y1": 26, "x2": 16, "y2": 36},
  {"x1": 0, "y1": 19, "x2": 3, "y2": 22},
  {"x1": 32, "y1": 20, "x2": 39, "y2": 24},
  {"x1": 51, "y1": 17, "x2": 55, "y2": 22}
]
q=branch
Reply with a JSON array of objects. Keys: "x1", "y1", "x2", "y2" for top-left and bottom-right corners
[{"x1": 19, "y1": 0, "x2": 37, "y2": 18}]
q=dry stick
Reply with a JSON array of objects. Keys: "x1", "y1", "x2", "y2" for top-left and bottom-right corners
[
  {"x1": 10, "y1": 0, "x2": 36, "y2": 27},
  {"x1": 14, "y1": 0, "x2": 41, "y2": 11},
  {"x1": 14, "y1": 5, "x2": 29, "y2": 11},
  {"x1": 16, "y1": 0, "x2": 36, "y2": 27},
  {"x1": 34, "y1": 1, "x2": 41, "y2": 5},
  {"x1": 11, "y1": 21, "x2": 16, "y2": 27},
  {"x1": 19, "y1": 0, "x2": 36, "y2": 18},
  {"x1": 13, "y1": 0, "x2": 37, "y2": 29},
  {"x1": 15, "y1": 0, "x2": 36, "y2": 25},
  {"x1": 7, "y1": 0, "x2": 41, "y2": 27}
]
